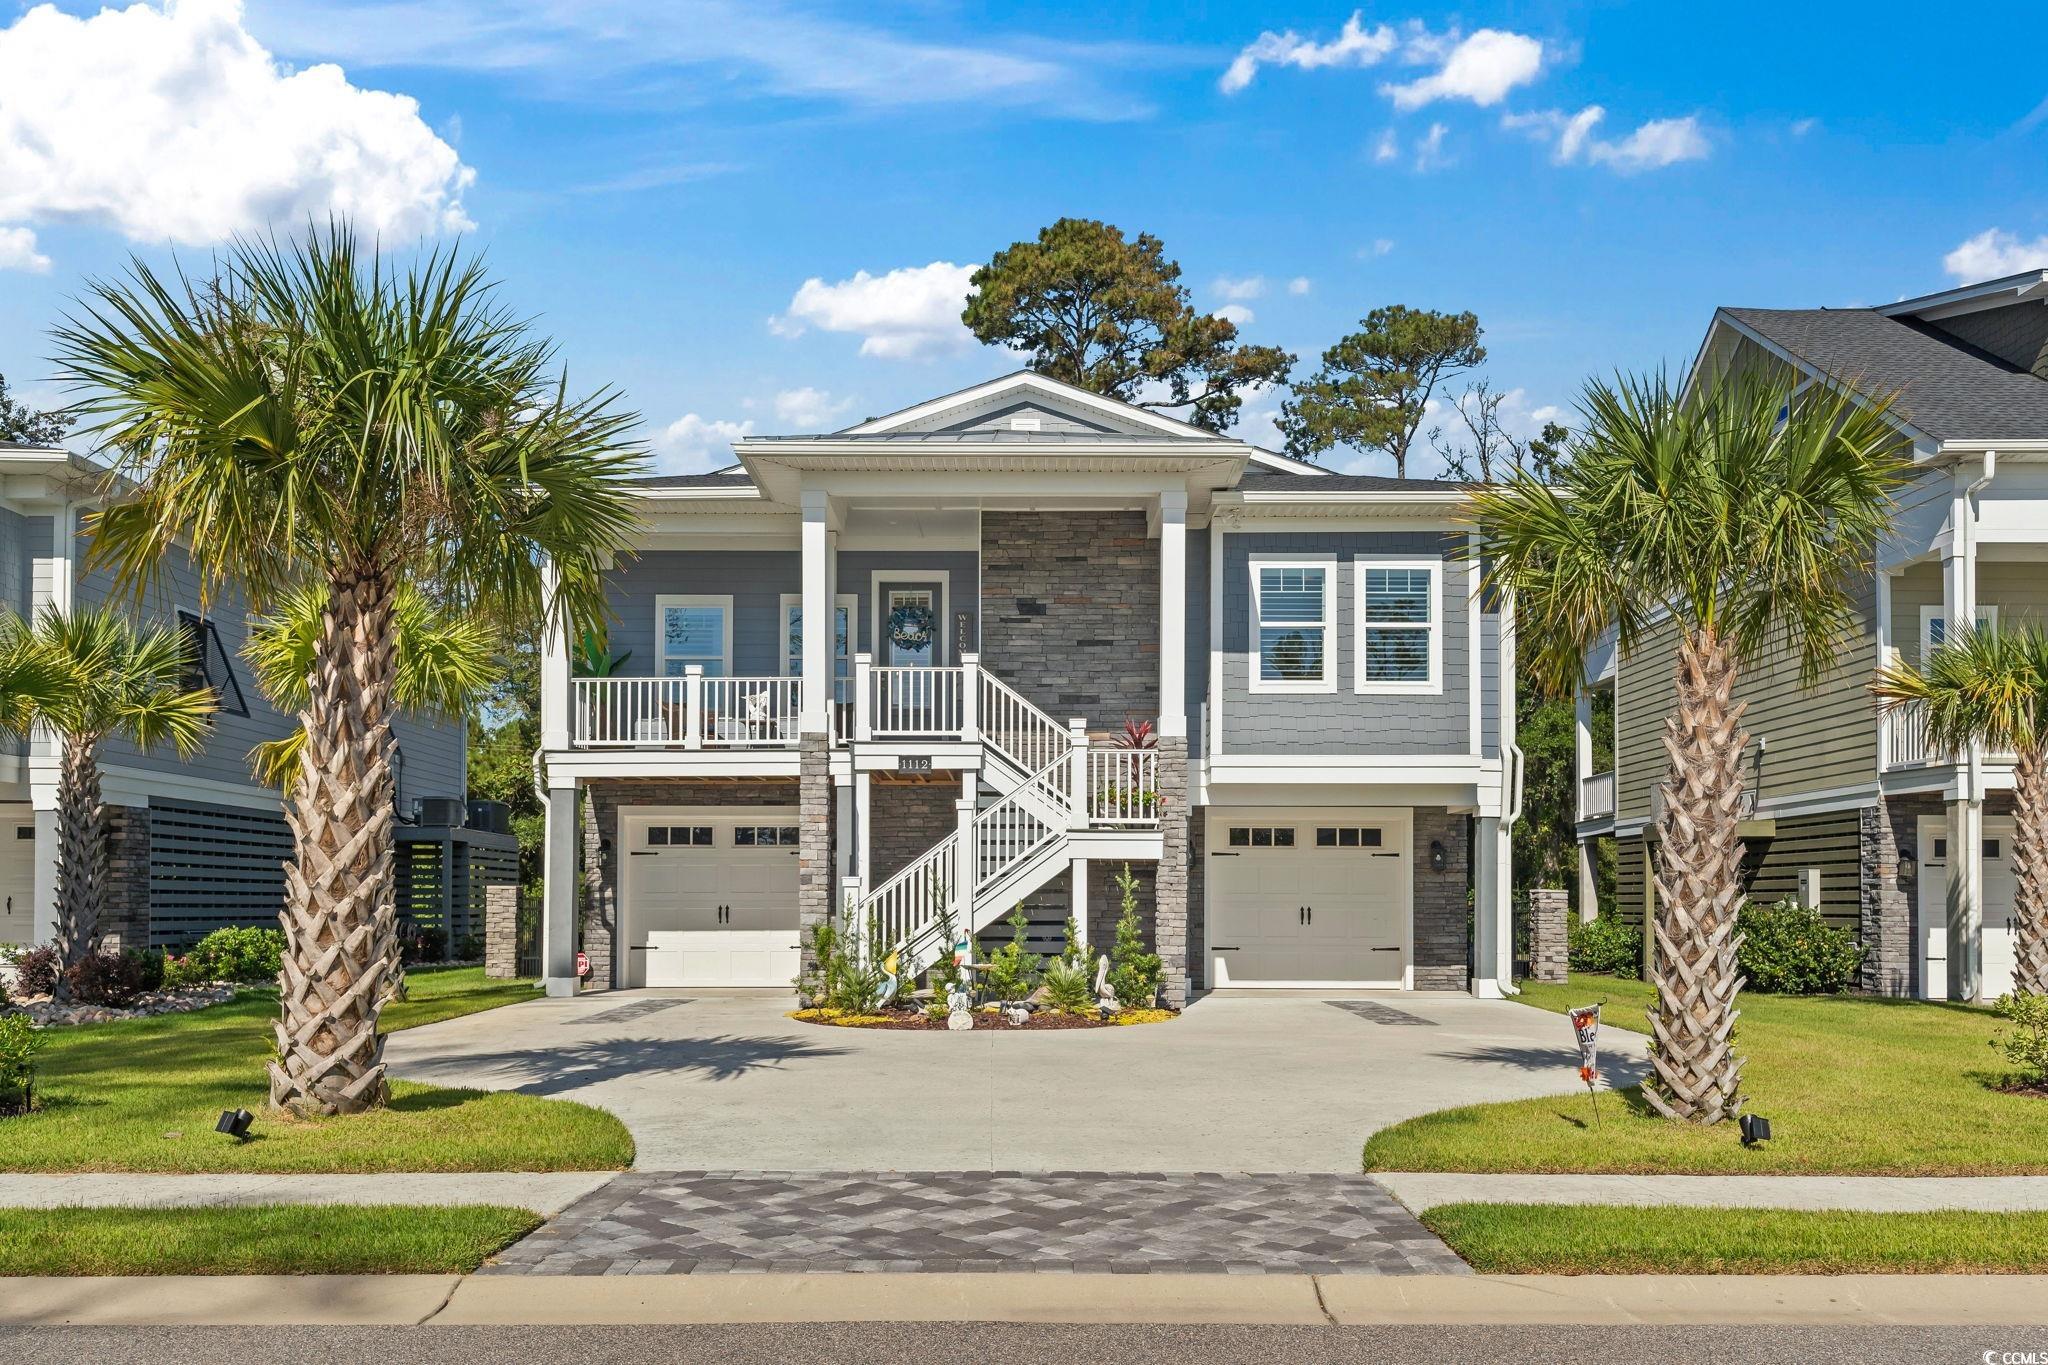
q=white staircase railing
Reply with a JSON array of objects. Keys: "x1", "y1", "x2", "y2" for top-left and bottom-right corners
[
  {"x1": 1083, "y1": 747, "x2": 1158, "y2": 826},
  {"x1": 979, "y1": 670, "x2": 1069, "y2": 776},
  {"x1": 864, "y1": 835, "x2": 958, "y2": 961}
]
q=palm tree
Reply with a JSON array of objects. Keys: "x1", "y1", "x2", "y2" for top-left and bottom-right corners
[
  {"x1": 53, "y1": 224, "x2": 643, "y2": 1115},
  {"x1": 1470, "y1": 370, "x2": 1908, "y2": 1124},
  {"x1": 21, "y1": 606, "x2": 215, "y2": 991},
  {"x1": 0, "y1": 609, "x2": 69, "y2": 736},
  {"x1": 1874, "y1": 625, "x2": 2048, "y2": 998},
  {"x1": 243, "y1": 580, "x2": 497, "y2": 1002}
]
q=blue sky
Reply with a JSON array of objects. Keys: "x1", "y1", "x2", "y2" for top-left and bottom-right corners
[{"x1": 2, "y1": 0, "x2": 2045, "y2": 475}]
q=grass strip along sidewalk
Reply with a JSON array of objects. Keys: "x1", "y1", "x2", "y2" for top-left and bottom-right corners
[
  {"x1": 2, "y1": 967, "x2": 633, "y2": 1174},
  {"x1": 0, "y1": 1205, "x2": 541, "y2": 1276},
  {"x1": 1365, "y1": 972, "x2": 2048, "y2": 1176},
  {"x1": 1423, "y1": 1203, "x2": 2048, "y2": 1275}
]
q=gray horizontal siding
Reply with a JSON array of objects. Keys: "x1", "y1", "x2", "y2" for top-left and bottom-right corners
[
  {"x1": 1218, "y1": 530, "x2": 1472, "y2": 755},
  {"x1": 394, "y1": 712, "x2": 466, "y2": 809},
  {"x1": 604, "y1": 548, "x2": 979, "y2": 676}
]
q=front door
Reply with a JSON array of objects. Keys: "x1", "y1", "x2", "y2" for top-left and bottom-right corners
[
  {"x1": 1917, "y1": 815, "x2": 2017, "y2": 1001},
  {"x1": 880, "y1": 585, "x2": 942, "y2": 667}
]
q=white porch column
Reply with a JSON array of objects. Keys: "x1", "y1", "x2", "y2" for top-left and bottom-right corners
[
  {"x1": 954, "y1": 792, "x2": 977, "y2": 927},
  {"x1": 540, "y1": 781, "x2": 580, "y2": 997},
  {"x1": 833, "y1": 773, "x2": 854, "y2": 887},
  {"x1": 1577, "y1": 839, "x2": 1600, "y2": 924},
  {"x1": 854, "y1": 769, "x2": 873, "y2": 885},
  {"x1": 1573, "y1": 688, "x2": 1594, "y2": 823},
  {"x1": 28, "y1": 503, "x2": 75, "y2": 943},
  {"x1": 539, "y1": 555, "x2": 572, "y2": 752},
  {"x1": 1943, "y1": 472, "x2": 1983, "y2": 1001},
  {"x1": 1071, "y1": 858, "x2": 1090, "y2": 950},
  {"x1": 1067, "y1": 719, "x2": 1090, "y2": 832},
  {"x1": 801, "y1": 491, "x2": 832, "y2": 734},
  {"x1": 1157, "y1": 490, "x2": 1188, "y2": 737},
  {"x1": 1471, "y1": 815, "x2": 1513, "y2": 998}
]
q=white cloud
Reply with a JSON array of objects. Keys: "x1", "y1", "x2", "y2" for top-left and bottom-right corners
[
  {"x1": 0, "y1": 226, "x2": 50, "y2": 273},
  {"x1": 1358, "y1": 238, "x2": 1396, "y2": 259},
  {"x1": 1789, "y1": 117, "x2": 1818, "y2": 138},
  {"x1": 1287, "y1": 276, "x2": 1312, "y2": 296},
  {"x1": 772, "y1": 385, "x2": 855, "y2": 430},
  {"x1": 1943, "y1": 228, "x2": 2048, "y2": 282},
  {"x1": 1505, "y1": 105, "x2": 1709, "y2": 173},
  {"x1": 1213, "y1": 304, "x2": 1256, "y2": 327},
  {"x1": 0, "y1": 0, "x2": 472, "y2": 264},
  {"x1": 775, "y1": 261, "x2": 978, "y2": 360},
  {"x1": 655, "y1": 413, "x2": 753, "y2": 474},
  {"x1": 1220, "y1": 12, "x2": 1406, "y2": 94},
  {"x1": 1212, "y1": 275, "x2": 1267, "y2": 302},
  {"x1": 1372, "y1": 128, "x2": 1400, "y2": 163},
  {"x1": 1413, "y1": 122, "x2": 1451, "y2": 171},
  {"x1": 1382, "y1": 28, "x2": 1544, "y2": 110}
]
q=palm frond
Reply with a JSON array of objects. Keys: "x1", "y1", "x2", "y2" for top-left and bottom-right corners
[{"x1": 1873, "y1": 624, "x2": 2048, "y2": 759}]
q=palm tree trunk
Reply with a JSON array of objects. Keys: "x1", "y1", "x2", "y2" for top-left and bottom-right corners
[
  {"x1": 50, "y1": 732, "x2": 108, "y2": 1000},
  {"x1": 1646, "y1": 626, "x2": 1748, "y2": 1123},
  {"x1": 268, "y1": 562, "x2": 399, "y2": 1117},
  {"x1": 2013, "y1": 743, "x2": 2048, "y2": 997}
]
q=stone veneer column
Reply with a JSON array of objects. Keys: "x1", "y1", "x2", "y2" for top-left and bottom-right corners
[
  {"x1": 1154, "y1": 734, "x2": 1189, "y2": 1008},
  {"x1": 577, "y1": 793, "x2": 613, "y2": 992},
  {"x1": 1860, "y1": 801, "x2": 1912, "y2": 996},
  {"x1": 483, "y1": 883, "x2": 519, "y2": 979},
  {"x1": 1411, "y1": 808, "x2": 1471, "y2": 990},
  {"x1": 799, "y1": 734, "x2": 833, "y2": 975},
  {"x1": 1527, "y1": 887, "x2": 1569, "y2": 984},
  {"x1": 100, "y1": 804, "x2": 152, "y2": 953}
]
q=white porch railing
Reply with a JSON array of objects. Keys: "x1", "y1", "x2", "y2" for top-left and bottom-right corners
[
  {"x1": 572, "y1": 673, "x2": 802, "y2": 748},
  {"x1": 867, "y1": 664, "x2": 967, "y2": 738},
  {"x1": 1083, "y1": 746, "x2": 1159, "y2": 826},
  {"x1": 1882, "y1": 701, "x2": 2016, "y2": 770},
  {"x1": 1578, "y1": 770, "x2": 1615, "y2": 821}
]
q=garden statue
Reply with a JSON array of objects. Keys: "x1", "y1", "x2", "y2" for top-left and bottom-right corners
[
  {"x1": 946, "y1": 980, "x2": 973, "y2": 1031},
  {"x1": 1094, "y1": 954, "x2": 1117, "y2": 1012}
]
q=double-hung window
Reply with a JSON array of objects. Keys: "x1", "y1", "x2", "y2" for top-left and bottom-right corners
[
  {"x1": 1355, "y1": 560, "x2": 1440, "y2": 693},
  {"x1": 1921, "y1": 604, "x2": 1998, "y2": 665},
  {"x1": 781, "y1": 593, "x2": 856, "y2": 702},
  {"x1": 1251, "y1": 559, "x2": 1334, "y2": 692},
  {"x1": 656, "y1": 595, "x2": 731, "y2": 676}
]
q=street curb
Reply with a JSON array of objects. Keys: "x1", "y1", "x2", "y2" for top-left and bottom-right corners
[{"x1": 4, "y1": 1273, "x2": 2048, "y2": 1326}]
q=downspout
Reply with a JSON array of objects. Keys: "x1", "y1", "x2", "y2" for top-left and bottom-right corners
[{"x1": 1497, "y1": 587, "x2": 1525, "y2": 996}]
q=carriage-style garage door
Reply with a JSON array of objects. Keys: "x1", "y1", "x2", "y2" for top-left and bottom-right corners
[
  {"x1": 622, "y1": 807, "x2": 802, "y2": 988},
  {"x1": 1205, "y1": 808, "x2": 1411, "y2": 989}
]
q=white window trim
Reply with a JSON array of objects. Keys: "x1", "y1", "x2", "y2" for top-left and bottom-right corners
[
  {"x1": 654, "y1": 594, "x2": 733, "y2": 676},
  {"x1": 1919, "y1": 603, "x2": 1998, "y2": 663},
  {"x1": 1249, "y1": 554, "x2": 1337, "y2": 695},
  {"x1": 779, "y1": 592, "x2": 858, "y2": 678},
  {"x1": 1353, "y1": 556, "x2": 1443, "y2": 696}
]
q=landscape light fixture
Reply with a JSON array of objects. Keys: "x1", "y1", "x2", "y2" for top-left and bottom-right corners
[
  {"x1": 215, "y1": 1108, "x2": 254, "y2": 1142},
  {"x1": 1428, "y1": 840, "x2": 1448, "y2": 873},
  {"x1": 1739, "y1": 1113, "x2": 1772, "y2": 1147}
]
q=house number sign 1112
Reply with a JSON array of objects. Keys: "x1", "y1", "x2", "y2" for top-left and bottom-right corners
[{"x1": 897, "y1": 755, "x2": 933, "y2": 773}]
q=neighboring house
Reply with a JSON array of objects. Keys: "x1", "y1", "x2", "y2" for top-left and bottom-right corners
[
  {"x1": 0, "y1": 441, "x2": 480, "y2": 952},
  {"x1": 535, "y1": 371, "x2": 1521, "y2": 1006},
  {"x1": 1576, "y1": 269, "x2": 2048, "y2": 1003}
]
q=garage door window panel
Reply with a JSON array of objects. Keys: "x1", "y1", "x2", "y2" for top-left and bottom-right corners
[
  {"x1": 1355, "y1": 561, "x2": 1441, "y2": 694},
  {"x1": 1251, "y1": 559, "x2": 1335, "y2": 694}
]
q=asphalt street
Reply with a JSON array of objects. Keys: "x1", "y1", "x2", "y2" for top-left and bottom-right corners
[{"x1": 3, "y1": 1322, "x2": 2040, "y2": 1364}]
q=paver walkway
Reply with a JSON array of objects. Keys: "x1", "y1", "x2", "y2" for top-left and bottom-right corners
[
  {"x1": 1374, "y1": 1172, "x2": 2048, "y2": 1213},
  {"x1": 481, "y1": 1172, "x2": 1469, "y2": 1276}
]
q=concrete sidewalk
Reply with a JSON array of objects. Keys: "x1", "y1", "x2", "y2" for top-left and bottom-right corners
[
  {"x1": 4, "y1": 1273, "x2": 2048, "y2": 1327},
  {"x1": 1372, "y1": 1172, "x2": 2048, "y2": 1213},
  {"x1": 0, "y1": 1172, "x2": 615, "y2": 1215}
]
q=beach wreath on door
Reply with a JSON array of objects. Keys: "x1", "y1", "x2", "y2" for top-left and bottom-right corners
[{"x1": 886, "y1": 601, "x2": 936, "y2": 653}]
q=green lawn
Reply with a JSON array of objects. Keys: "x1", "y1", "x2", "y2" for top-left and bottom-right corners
[
  {"x1": 1, "y1": 972, "x2": 633, "y2": 1173},
  {"x1": 0, "y1": 1205, "x2": 541, "y2": 1276},
  {"x1": 1423, "y1": 1203, "x2": 2048, "y2": 1275},
  {"x1": 1365, "y1": 972, "x2": 2048, "y2": 1175}
]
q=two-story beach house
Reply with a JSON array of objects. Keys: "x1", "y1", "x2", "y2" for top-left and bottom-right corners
[
  {"x1": 0, "y1": 439, "x2": 485, "y2": 954},
  {"x1": 1576, "y1": 270, "x2": 2048, "y2": 1003},
  {"x1": 535, "y1": 372, "x2": 1521, "y2": 1006}
]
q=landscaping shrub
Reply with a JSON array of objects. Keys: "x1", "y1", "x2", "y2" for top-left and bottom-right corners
[
  {"x1": 980, "y1": 906, "x2": 1040, "y2": 1002},
  {"x1": 799, "y1": 920, "x2": 887, "y2": 1014},
  {"x1": 165, "y1": 927, "x2": 283, "y2": 986},
  {"x1": 64, "y1": 950, "x2": 148, "y2": 1007},
  {"x1": 1040, "y1": 959, "x2": 1095, "y2": 1014},
  {"x1": 452, "y1": 932, "x2": 484, "y2": 961},
  {"x1": 400, "y1": 926, "x2": 449, "y2": 965},
  {"x1": 3, "y1": 944, "x2": 60, "y2": 997},
  {"x1": 131, "y1": 948, "x2": 166, "y2": 991},
  {"x1": 1107, "y1": 863, "x2": 1162, "y2": 1009},
  {"x1": 0, "y1": 1013, "x2": 46, "y2": 1116},
  {"x1": 1736, "y1": 898, "x2": 1864, "y2": 995},
  {"x1": 1993, "y1": 992, "x2": 2048, "y2": 1091},
  {"x1": 1567, "y1": 915, "x2": 1642, "y2": 976}
]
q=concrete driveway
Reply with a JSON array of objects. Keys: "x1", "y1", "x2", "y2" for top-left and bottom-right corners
[{"x1": 384, "y1": 991, "x2": 1648, "y2": 1173}]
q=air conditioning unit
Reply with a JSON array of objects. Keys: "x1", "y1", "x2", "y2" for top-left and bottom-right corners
[
  {"x1": 467, "y1": 799, "x2": 511, "y2": 834},
  {"x1": 414, "y1": 796, "x2": 468, "y2": 828}
]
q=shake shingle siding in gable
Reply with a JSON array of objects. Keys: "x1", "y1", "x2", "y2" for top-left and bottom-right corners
[{"x1": 1218, "y1": 530, "x2": 1470, "y2": 755}]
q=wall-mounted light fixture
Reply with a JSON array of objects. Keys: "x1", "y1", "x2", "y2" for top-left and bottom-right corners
[{"x1": 1428, "y1": 840, "x2": 1448, "y2": 873}]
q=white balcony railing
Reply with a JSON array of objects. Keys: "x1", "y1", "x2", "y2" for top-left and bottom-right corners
[
  {"x1": 1882, "y1": 701, "x2": 2016, "y2": 771},
  {"x1": 1083, "y1": 747, "x2": 1159, "y2": 826},
  {"x1": 1578, "y1": 770, "x2": 1615, "y2": 821},
  {"x1": 867, "y1": 664, "x2": 967, "y2": 738},
  {"x1": 572, "y1": 673, "x2": 802, "y2": 748}
]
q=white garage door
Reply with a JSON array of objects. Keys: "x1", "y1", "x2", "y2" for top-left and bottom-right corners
[
  {"x1": 1206, "y1": 809, "x2": 1410, "y2": 988},
  {"x1": 624, "y1": 809, "x2": 802, "y2": 988},
  {"x1": 1917, "y1": 815, "x2": 2017, "y2": 1002}
]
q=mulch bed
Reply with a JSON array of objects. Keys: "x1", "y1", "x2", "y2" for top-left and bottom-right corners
[{"x1": 792, "y1": 1006, "x2": 1175, "y2": 1031}]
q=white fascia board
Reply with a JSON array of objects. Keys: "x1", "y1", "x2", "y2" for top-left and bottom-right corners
[
  {"x1": 1877, "y1": 271, "x2": 2048, "y2": 320},
  {"x1": 1203, "y1": 755, "x2": 1497, "y2": 784},
  {"x1": 843, "y1": 370, "x2": 1223, "y2": 440}
]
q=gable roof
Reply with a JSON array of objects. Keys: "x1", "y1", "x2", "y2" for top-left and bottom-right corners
[
  {"x1": 844, "y1": 369, "x2": 1223, "y2": 440},
  {"x1": 1718, "y1": 305, "x2": 2048, "y2": 443}
]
